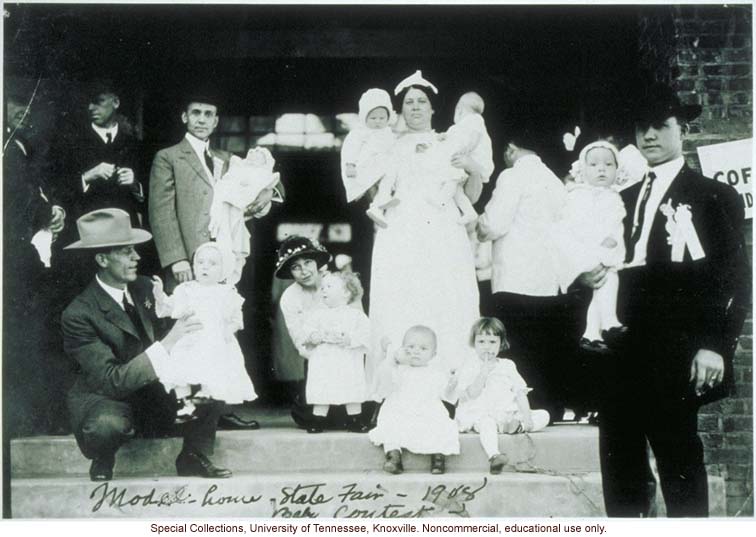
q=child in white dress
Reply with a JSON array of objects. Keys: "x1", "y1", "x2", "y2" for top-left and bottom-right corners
[
  {"x1": 456, "y1": 318, "x2": 549, "y2": 474},
  {"x1": 301, "y1": 271, "x2": 371, "y2": 433},
  {"x1": 553, "y1": 140, "x2": 627, "y2": 351},
  {"x1": 340, "y1": 88, "x2": 396, "y2": 209},
  {"x1": 369, "y1": 325, "x2": 460, "y2": 475},
  {"x1": 209, "y1": 147, "x2": 281, "y2": 284},
  {"x1": 152, "y1": 242, "x2": 257, "y2": 420},
  {"x1": 433, "y1": 91, "x2": 495, "y2": 225}
]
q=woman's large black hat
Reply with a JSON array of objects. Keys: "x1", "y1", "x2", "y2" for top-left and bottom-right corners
[
  {"x1": 632, "y1": 83, "x2": 702, "y2": 124},
  {"x1": 274, "y1": 236, "x2": 332, "y2": 279}
]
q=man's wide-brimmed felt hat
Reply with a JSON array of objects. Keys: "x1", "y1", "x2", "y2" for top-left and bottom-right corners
[
  {"x1": 274, "y1": 236, "x2": 331, "y2": 279},
  {"x1": 64, "y1": 208, "x2": 152, "y2": 249},
  {"x1": 632, "y1": 83, "x2": 702, "y2": 123}
]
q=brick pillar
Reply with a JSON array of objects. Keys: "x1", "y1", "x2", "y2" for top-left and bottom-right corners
[{"x1": 640, "y1": 4, "x2": 753, "y2": 517}]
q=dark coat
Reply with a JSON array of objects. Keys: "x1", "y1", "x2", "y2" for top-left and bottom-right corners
[
  {"x1": 54, "y1": 124, "x2": 144, "y2": 226},
  {"x1": 63, "y1": 276, "x2": 166, "y2": 430},
  {"x1": 618, "y1": 165, "x2": 751, "y2": 403}
]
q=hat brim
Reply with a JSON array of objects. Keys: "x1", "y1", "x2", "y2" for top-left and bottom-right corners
[
  {"x1": 633, "y1": 104, "x2": 702, "y2": 123},
  {"x1": 64, "y1": 229, "x2": 152, "y2": 250},
  {"x1": 274, "y1": 250, "x2": 331, "y2": 279}
]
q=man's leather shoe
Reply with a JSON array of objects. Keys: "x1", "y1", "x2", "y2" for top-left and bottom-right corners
[
  {"x1": 176, "y1": 450, "x2": 232, "y2": 479},
  {"x1": 90, "y1": 456, "x2": 115, "y2": 482},
  {"x1": 218, "y1": 413, "x2": 260, "y2": 430}
]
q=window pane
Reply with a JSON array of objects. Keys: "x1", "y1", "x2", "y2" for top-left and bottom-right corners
[
  {"x1": 218, "y1": 135, "x2": 247, "y2": 153},
  {"x1": 218, "y1": 116, "x2": 247, "y2": 133},
  {"x1": 276, "y1": 114, "x2": 306, "y2": 134},
  {"x1": 249, "y1": 116, "x2": 276, "y2": 134}
]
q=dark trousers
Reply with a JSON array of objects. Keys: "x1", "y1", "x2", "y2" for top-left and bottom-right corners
[
  {"x1": 493, "y1": 290, "x2": 588, "y2": 420},
  {"x1": 72, "y1": 383, "x2": 225, "y2": 462},
  {"x1": 599, "y1": 336, "x2": 709, "y2": 517}
]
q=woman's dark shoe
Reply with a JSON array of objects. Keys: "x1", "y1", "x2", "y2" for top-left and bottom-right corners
[
  {"x1": 383, "y1": 450, "x2": 403, "y2": 474},
  {"x1": 89, "y1": 455, "x2": 115, "y2": 482},
  {"x1": 345, "y1": 415, "x2": 370, "y2": 433},
  {"x1": 430, "y1": 453, "x2": 446, "y2": 474},
  {"x1": 175, "y1": 450, "x2": 232, "y2": 478},
  {"x1": 489, "y1": 453, "x2": 509, "y2": 475}
]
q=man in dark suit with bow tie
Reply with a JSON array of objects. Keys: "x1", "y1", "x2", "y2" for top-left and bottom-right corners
[
  {"x1": 62, "y1": 208, "x2": 232, "y2": 481},
  {"x1": 580, "y1": 84, "x2": 750, "y2": 517}
]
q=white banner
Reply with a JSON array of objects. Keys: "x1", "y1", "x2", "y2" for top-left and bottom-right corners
[{"x1": 697, "y1": 138, "x2": 753, "y2": 219}]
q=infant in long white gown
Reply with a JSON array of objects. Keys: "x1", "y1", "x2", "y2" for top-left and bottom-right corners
[{"x1": 152, "y1": 242, "x2": 257, "y2": 419}]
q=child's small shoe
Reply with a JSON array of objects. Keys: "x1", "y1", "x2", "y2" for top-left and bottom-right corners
[
  {"x1": 306, "y1": 416, "x2": 326, "y2": 434},
  {"x1": 345, "y1": 415, "x2": 370, "y2": 433},
  {"x1": 383, "y1": 450, "x2": 403, "y2": 474},
  {"x1": 579, "y1": 337, "x2": 610, "y2": 354},
  {"x1": 489, "y1": 453, "x2": 509, "y2": 475},
  {"x1": 366, "y1": 206, "x2": 388, "y2": 228},
  {"x1": 601, "y1": 325, "x2": 629, "y2": 349},
  {"x1": 174, "y1": 399, "x2": 198, "y2": 424},
  {"x1": 430, "y1": 453, "x2": 446, "y2": 475}
]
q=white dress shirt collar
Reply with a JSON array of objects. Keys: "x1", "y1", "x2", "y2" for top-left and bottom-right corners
[
  {"x1": 96, "y1": 275, "x2": 133, "y2": 309},
  {"x1": 649, "y1": 155, "x2": 685, "y2": 184},
  {"x1": 627, "y1": 155, "x2": 685, "y2": 267},
  {"x1": 91, "y1": 123, "x2": 119, "y2": 144},
  {"x1": 185, "y1": 132, "x2": 210, "y2": 155}
]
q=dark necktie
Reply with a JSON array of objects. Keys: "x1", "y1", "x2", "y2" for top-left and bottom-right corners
[
  {"x1": 105, "y1": 132, "x2": 113, "y2": 145},
  {"x1": 123, "y1": 294, "x2": 149, "y2": 345},
  {"x1": 204, "y1": 149, "x2": 215, "y2": 177},
  {"x1": 625, "y1": 171, "x2": 657, "y2": 263}
]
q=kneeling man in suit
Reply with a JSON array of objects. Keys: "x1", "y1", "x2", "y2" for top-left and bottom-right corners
[{"x1": 62, "y1": 208, "x2": 231, "y2": 481}]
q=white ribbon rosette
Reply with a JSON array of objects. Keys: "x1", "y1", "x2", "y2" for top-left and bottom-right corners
[{"x1": 659, "y1": 200, "x2": 706, "y2": 262}]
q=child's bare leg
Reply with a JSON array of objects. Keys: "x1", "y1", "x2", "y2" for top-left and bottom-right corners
[
  {"x1": 474, "y1": 416, "x2": 501, "y2": 459},
  {"x1": 596, "y1": 271, "x2": 621, "y2": 329},
  {"x1": 312, "y1": 404, "x2": 329, "y2": 417},
  {"x1": 454, "y1": 184, "x2": 478, "y2": 224},
  {"x1": 583, "y1": 294, "x2": 603, "y2": 342}
]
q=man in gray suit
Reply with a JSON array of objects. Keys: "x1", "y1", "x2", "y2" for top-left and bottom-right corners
[
  {"x1": 149, "y1": 95, "x2": 282, "y2": 289},
  {"x1": 149, "y1": 94, "x2": 283, "y2": 430}
]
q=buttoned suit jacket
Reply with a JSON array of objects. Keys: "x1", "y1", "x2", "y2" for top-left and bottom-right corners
[
  {"x1": 617, "y1": 165, "x2": 750, "y2": 403},
  {"x1": 148, "y1": 138, "x2": 232, "y2": 269},
  {"x1": 63, "y1": 276, "x2": 166, "y2": 431}
]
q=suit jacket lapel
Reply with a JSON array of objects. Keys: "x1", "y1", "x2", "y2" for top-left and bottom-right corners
[
  {"x1": 179, "y1": 138, "x2": 214, "y2": 188},
  {"x1": 129, "y1": 282, "x2": 155, "y2": 342},
  {"x1": 91, "y1": 280, "x2": 141, "y2": 340}
]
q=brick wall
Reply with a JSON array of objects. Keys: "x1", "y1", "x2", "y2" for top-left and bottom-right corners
[{"x1": 640, "y1": 4, "x2": 753, "y2": 517}]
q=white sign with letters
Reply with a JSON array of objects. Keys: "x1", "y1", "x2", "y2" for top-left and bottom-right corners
[{"x1": 697, "y1": 138, "x2": 753, "y2": 219}]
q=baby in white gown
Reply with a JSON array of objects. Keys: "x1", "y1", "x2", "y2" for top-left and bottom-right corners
[
  {"x1": 369, "y1": 325, "x2": 460, "y2": 475},
  {"x1": 152, "y1": 242, "x2": 257, "y2": 420}
]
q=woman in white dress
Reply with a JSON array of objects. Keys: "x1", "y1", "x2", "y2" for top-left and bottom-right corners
[{"x1": 368, "y1": 70, "x2": 486, "y2": 389}]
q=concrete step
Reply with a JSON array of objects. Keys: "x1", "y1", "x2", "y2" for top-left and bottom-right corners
[
  {"x1": 11, "y1": 425, "x2": 600, "y2": 477},
  {"x1": 9, "y1": 471, "x2": 727, "y2": 518}
]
